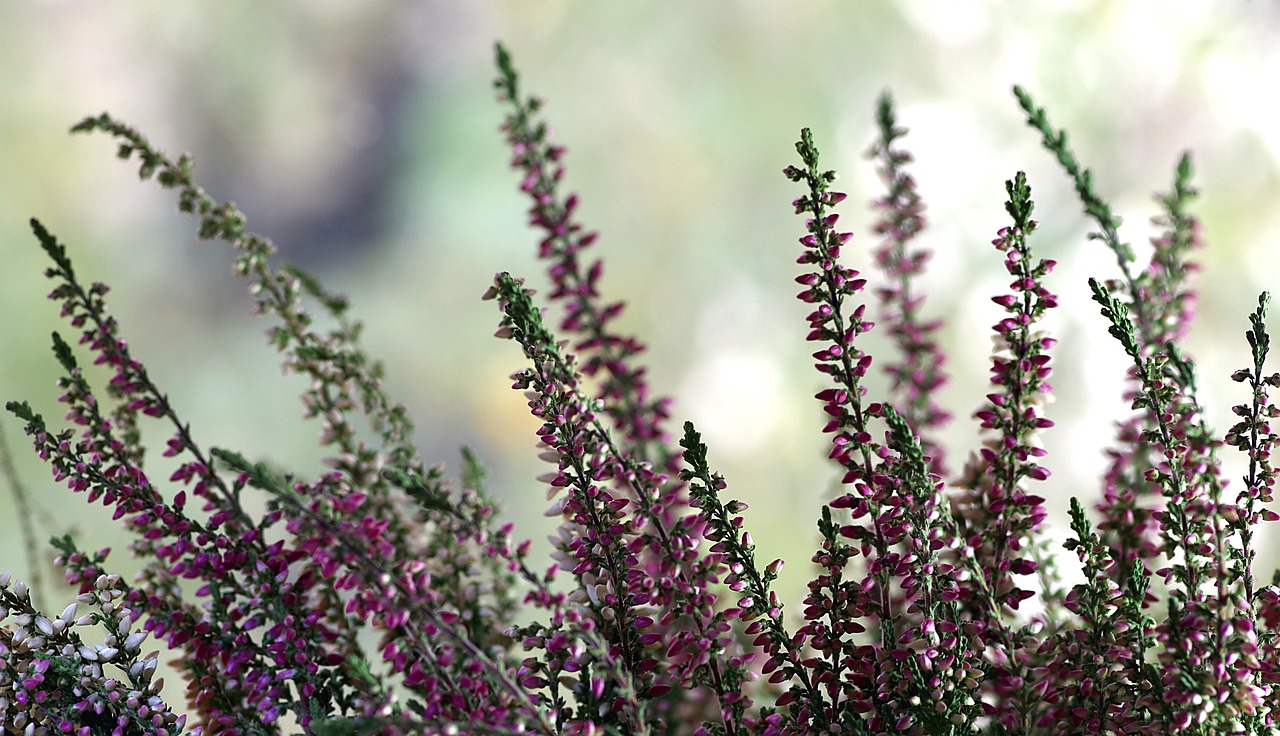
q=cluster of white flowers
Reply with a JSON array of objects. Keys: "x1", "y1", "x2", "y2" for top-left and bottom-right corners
[{"x1": 0, "y1": 570, "x2": 191, "y2": 736}]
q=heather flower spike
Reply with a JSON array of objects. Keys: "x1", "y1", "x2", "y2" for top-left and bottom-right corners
[
  {"x1": 1227, "y1": 294, "x2": 1280, "y2": 607},
  {"x1": 494, "y1": 42, "x2": 678, "y2": 475},
  {"x1": 4, "y1": 43, "x2": 1280, "y2": 736},
  {"x1": 867, "y1": 92, "x2": 951, "y2": 477},
  {"x1": 1017, "y1": 88, "x2": 1211, "y2": 588}
]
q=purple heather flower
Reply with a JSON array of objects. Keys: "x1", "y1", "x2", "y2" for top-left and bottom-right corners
[{"x1": 866, "y1": 92, "x2": 952, "y2": 478}]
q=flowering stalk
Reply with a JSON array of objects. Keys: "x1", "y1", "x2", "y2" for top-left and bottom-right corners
[
  {"x1": 785, "y1": 128, "x2": 984, "y2": 734},
  {"x1": 490, "y1": 271, "x2": 758, "y2": 735},
  {"x1": 1226, "y1": 296, "x2": 1280, "y2": 610},
  {"x1": 495, "y1": 46, "x2": 763, "y2": 734},
  {"x1": 953, "y1": 171, "x2": 1055, "y2": 614},
  {"x1": 1035, "y1": 497, "x2": 1159, "y2": 733},
  {"x1": 69, "y1": 111, "x2": 425, "y2": 528},
  {"x1": 678, "y1": 422, "x2": 786, "y2": 736},
  {"x1": 7, "y1": 221, "x2": 369, "y2": 735},
  {"x1": 866, "y1": 92, "x2": 951, "y2": 477},
  {"x1": 1090, "y1": 279, "x2": 1272, "y2": 731},
  {"x1": 1015, "y1": 90, "x2": 1208, "y2": 584},
  {"x1": 493, "y1": 43, "x2": 677, "y2": 474},
  {"x1": 488, "y1": 273, "x2": 657, "y2": 734},
  {"x1": 784, "y1": 130, "x2": 889, "y2": 724},
  {"x1": 949, "y1": 172, "x2": 1056, "y2": 731}
]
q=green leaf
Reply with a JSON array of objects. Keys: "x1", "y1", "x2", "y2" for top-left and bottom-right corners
[
  {"x1": 382, "y1": 468, "x2": 451, "y2": 512},
  {"x1": 874, "y1": 90, "x2": 902, "y2": 146},
  {"x1": 494, "y1": 41, "x2": 519, "y2": 101},
  {"x1": 795, "y1": 127, "x2": 819, "y2": 171},
  {"x1": 5, "y1": 401, "x2": 39, "y2": 425},
  {"x1": 69, "y1": 114, "x2": 108, "y2": 134},
  {"x1": 29, "y1": 218, "x2": 75, "y2": 280},
  {"x1": 1247, "y1": 292, "x2": 1271, "y2": 369},
  {"x1": 50, "y1": 331, "x2": 78, "y2": 374},
  {"x1": 1067, "y1": 496, "x2": 1092, "y2": 547},
  {"x1": 882, "y1": 404, "x2": 927, "y2": 486},
  {"x1": 679, "y1": 421, "x2": 708, "y2": 472},
  {"x1": 460, "y1": 445, "x2": 487, "y2": 491},
  {"x1": 1088, "y1": 278, "x2": 1140, "y2": 360},
  {"x1": 211, "y1": 447, "x2": 285, "y2": 494},
  {"x1": 282, "y1": 264, "x2": 350, "y2": 316},
  {"x1": 1003, "y1": 171, "x2": 1035, "y2": 229}
]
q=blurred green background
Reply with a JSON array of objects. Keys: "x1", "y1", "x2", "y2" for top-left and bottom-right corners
[{"x1": 3, "y1": 2, "x2": 1279, "y2": 614}]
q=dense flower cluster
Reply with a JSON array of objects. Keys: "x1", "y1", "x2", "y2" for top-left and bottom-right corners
[
  {"x1": 0, "y1": 565, "x2": 187, "y2": 736},
  {"x1": 3, "y1": 42, "x2": 1280, "y2": 736}
]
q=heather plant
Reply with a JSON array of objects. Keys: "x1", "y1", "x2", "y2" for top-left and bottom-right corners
[{"x1": 2, "y1": 41, "x2": 1279, "y2": 736}]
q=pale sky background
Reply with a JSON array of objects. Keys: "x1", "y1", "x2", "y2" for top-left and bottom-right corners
[{"x1": 3, "y1": 1, "x2": 1280, "y2": 613}]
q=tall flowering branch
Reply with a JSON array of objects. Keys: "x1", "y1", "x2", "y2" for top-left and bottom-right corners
[
  {"x1": 954, "y1": 171, "x2": 1055, "y2": 615},
  {"x1": 489, "y1": 272, "x2": 751, "y2": 735},
  {"x1": 679, "y1": 423, "x2": 788, "y2": 736},
  {"x1": 875, "y1": 406, "x2": 986, "y2": 735},
  {"x1": 1015, "y1": 90, "x2": 1208, "y2": 583},
  {"x1": 69, "y1": 112, "x2": 423, "y2": 538},
  {"x1": 493, "y1": 48, "x2": 759, "y2": 732},
  {"x1": 7, "y1": 221, "x2": 377, "y2": 735},
  {"x1": 1090, "y1": 279, "x2": 1271, "y2": 732},
  {"x1": 1035, "y1": 497, "x2": 1159, "y2": 734},
  {"x1": 489, "y1": 273, "x2": 655, "y2": 735},
  {"x1": 951, "y1": 172, "x2": 1055, "y2": 731},
  {"x1": 1224, "y1": 295, "x2": 1280, "y2": 706},
  {"x1": 1226, "y1": 295, "x2": 1280, "y2": 610},
  {"x1": 63, "y1": 116, "x2": 552, "y2": 729},
  {"x1": 493, "y1": 43, "x2": 677, "y2": 474},
  {"x1": 1012, "y1": 88, "x2": 1140, "y2": 305},
  {"x1": 783, "y1": 127, "x2": 874, "y2": 500},
  {"x1": 493, "y1": 54, "x2": 703, "y2": 684},
  {"x1": 783, "y1": 130, "x2": 886, "y2": 726},
  {"x1": 784, "y1": 129, "x2": 982, "y2": 734},
  {"x1": 866, "y1": 92, "x2": 951, "y2": 477},
  {"x1": 1094, "y1": 154, "x2": 1209, "y2": 585}
]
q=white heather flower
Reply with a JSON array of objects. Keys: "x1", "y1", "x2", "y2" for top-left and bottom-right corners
[
  {"x1": 123, "y1": 632, "x2": 147, "y2": 651},
  {"x1": 544, "y1": 497, "x2": 567, "y2": 517}
]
